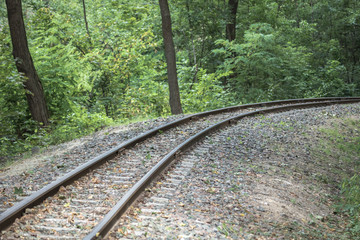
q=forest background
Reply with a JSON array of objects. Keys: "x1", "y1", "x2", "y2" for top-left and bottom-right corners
[{"x1": 0, "y1": 0, "x2": 359, "y2": 161}]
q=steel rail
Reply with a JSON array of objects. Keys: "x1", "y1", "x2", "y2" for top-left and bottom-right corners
[
  {"x1": 0, "y1": 97, "x2": 358, "y2": 231},
  {"x1": 85, "y1": 99, "x2": 360, "y2": 239}
]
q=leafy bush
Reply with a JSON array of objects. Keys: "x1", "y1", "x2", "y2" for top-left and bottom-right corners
[
  {"x1": 0, "y1": 119, "x2": 50, "y2": 165},
  {"x1": 0, "y1": 26, "x2": 33, "y2": 161},
  {"x1": 50, "y1": 107, "x2": 113, "y2": 144},
  {"x1": 0, "y1": 108, "x2": 113, "y2": 165},
  {"x1": 118, "y1": 81, "x2": 170, "y2": 120},
  {"x1": 179, "y1": 66, "x2": 234, "y2": 113}
]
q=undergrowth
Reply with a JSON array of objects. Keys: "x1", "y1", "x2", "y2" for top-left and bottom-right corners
[
  {"x1": 0, "y1": 110, "x2": 114, "y2": 168},
  {"x1": 319, "y1": 118, "x2": 360, "y2": 238}
]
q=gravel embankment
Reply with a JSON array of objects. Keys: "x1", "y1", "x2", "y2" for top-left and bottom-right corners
[{"x1": 108, "y1": 103, "x2": 360, "y2": 239}]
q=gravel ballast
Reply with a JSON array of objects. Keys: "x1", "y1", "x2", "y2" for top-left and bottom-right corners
[
  {"x1": 0, "y1": 115, "x2": 186, "y2": 214},
  {"x1": 1, "y1": 103, "x2": 359, "y2": 239},
  {"x1": 108, "y1": 103, "x2": 360, "y2": 239}
]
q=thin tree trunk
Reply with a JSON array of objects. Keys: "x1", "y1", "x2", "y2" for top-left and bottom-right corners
[
  {"x1": 159, "y1": 0, "x2": 183, "y2": 114},
  {"x1": 82, "y1": 0, "x2": 91, "y2": 41},
  {"x1": 226, "y1": 0, "x2": 239, "y2": 41},
  {"x1": 6, "y1": 0, "x2": 49, "y2": 126},
  {"x1": 185, "y1": 0, "x2": 197, "y2": 66},
  {"x1": 185, "y1": 0, "x2": 198, "y2": 83}
]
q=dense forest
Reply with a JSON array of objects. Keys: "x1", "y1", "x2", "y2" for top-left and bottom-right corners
[{"x1": 0, "y1": 0, "x2": 359, "y2": 160}]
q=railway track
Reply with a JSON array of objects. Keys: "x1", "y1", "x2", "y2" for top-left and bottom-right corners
[{"x1": 0, "y1": 97, "x2": 359, "y2": 239}]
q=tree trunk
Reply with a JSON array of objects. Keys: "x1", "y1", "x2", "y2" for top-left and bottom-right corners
[
  {"x1": 185, "y1": 0, "x2": 199, "y2": 83},
  {"x1": 159, "y1": 0, "x2": 183, "y2": 115},
  {"x1": 226, "y1": 0, "x2": 239, "y2": 41},
  {"x1": 185, "y1": 0, "x2": 197, "y2": 66},
  {"x1": 82, "y1": 0, "x2": 92, "y2": 41},
  {"x1": 6, "y1": 0, "x2": 49, "y2": 125}
]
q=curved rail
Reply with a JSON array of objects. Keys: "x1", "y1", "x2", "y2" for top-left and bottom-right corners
[
  {"x1": 0, "y1": 97, "x2": 359, "y2": 232},
  {"x1": 85, "y1": 99, "x2": 360, "y2": 239}
]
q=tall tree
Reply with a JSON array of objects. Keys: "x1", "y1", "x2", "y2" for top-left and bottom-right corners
[
  {"x1": 5, "y1": 0, "x2": 49, "y2": 125},
  {"x1": 226, "y1": 0, "x2": 239, "y2": 41},
  {"x1": 159, "y1": 0, "x2": 183, "y2": 114}
]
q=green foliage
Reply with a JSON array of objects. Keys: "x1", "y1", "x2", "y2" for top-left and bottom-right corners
[
  {"x1": 0, "y1": 16, "x2": 32, "y2": 160},
  {"x1": 119, "y1": 80, "x2": 170, "y2": 119},
  {"x1": 171, "y1": 0, "x2": 227, "y2": 71},
  {"x1": 50, "y1": 106, "x2": 113, "y2": 144},
  {"x1": 339, "y1": 174, "x2": 360, "y2": 236},
  {"x1": 178, "y1": 65, "x2": 233, "y2": 112},
  {"x1": 214, "y1": 21, "x2": 348, "y2": 102},
  {"x1": 0, "y1": 118, "x2": 48, "y2": 164},
  {"x1": 1, "y1": 0, "x2": 166, "y2": 162},
  {"x1": 1, "y1": 0, "x2": 360, "y2": 165}
]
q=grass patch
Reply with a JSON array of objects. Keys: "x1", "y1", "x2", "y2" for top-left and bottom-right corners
[
  {"x1": 338, "y1": 175, "x2": 360, "y2": 236},
  {"x1": 317, "y1": 117, "x2": 360, "y2": 238}
]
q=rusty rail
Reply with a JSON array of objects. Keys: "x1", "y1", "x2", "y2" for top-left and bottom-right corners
[
  {"x1": 84, "y1": 98, "x2": 360, "y2": 239},
  {"x1": 0, "y1": 97, "x2": 359, "y2": 232}
]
